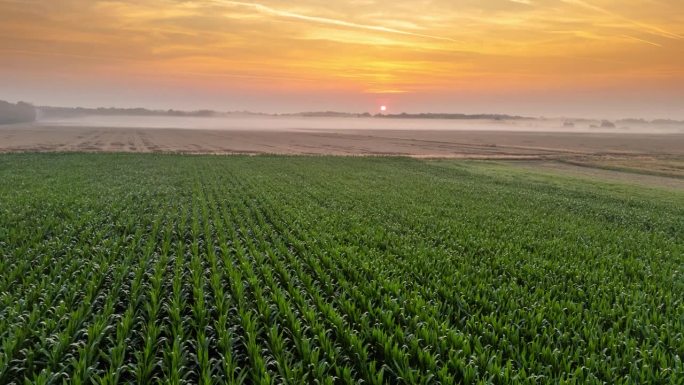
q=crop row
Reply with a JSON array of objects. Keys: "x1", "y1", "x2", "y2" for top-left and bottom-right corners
[{"x1": 0, "y1": 154, "x2": 682, "y2": 384}]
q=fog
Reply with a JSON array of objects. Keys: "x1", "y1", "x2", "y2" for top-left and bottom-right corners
[{"x1": 37, "y1": 115, "x2": 684, "y2": 134}]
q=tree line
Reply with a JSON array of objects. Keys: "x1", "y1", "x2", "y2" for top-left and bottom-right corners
[{"x1": 0, "y1": 100, "x2": 36, "y2": 124}]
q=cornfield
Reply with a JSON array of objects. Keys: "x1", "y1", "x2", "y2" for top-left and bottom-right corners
[{"x1": 1, "y1": 154, "x2": 682, "y2": 384}]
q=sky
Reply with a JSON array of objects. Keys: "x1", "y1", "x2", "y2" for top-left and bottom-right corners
[{"x1": 1, "y1": 0, "x2": 683, "y2": 118}]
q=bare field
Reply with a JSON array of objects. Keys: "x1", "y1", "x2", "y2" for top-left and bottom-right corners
[
  {"x1": 2, "y1": 123, "x2": 683, "y2": 157},
  {"x1": 2, "y1": 122, "x2": 682, "y2": 189}
]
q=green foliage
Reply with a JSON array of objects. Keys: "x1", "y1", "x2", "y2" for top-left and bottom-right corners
[{"x1": 0, "y1": 154, "x2": 682, "y2": 384}]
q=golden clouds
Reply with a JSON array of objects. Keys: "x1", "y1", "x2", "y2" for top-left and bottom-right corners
[{"x1": 1, "y1": 0, "x2": 682, "y2": 97}]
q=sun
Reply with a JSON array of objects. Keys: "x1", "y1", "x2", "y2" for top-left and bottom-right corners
[{"x1": 380, "y1": 105, "x2": 387, "y2": 112}]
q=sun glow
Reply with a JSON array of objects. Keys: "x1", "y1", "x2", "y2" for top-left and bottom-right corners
[{"x1": 0, "y1": 0, "x2": 682, "y2": 116}]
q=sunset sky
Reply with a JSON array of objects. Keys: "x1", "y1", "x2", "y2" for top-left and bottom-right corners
[{"x1": 1, "y1": 0, "x2": 683, "y2": 118}]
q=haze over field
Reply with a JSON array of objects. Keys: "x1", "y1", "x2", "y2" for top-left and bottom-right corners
[
  {"x1": 1, "y1": 1, "x2": 682, "y2": 172},
  {"x1": 32, "y1": 114, "x2": 684, "y2": 134},
  {"x1": 1, "y1": 0, "x2": 683, "y2": 119}
]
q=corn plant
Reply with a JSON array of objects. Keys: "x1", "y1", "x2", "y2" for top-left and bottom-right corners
[{"x1": 0, "y1": 153, "x2": 681, "y2": 385}]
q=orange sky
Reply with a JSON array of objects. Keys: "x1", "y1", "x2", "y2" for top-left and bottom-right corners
[{"x1": 1, "y1": 0, "x2": 683, "y2": 118}]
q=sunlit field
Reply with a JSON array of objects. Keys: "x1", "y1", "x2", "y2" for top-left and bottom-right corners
[{"x1": 1, "y1": 154, "x2": 682, "y2": 384}]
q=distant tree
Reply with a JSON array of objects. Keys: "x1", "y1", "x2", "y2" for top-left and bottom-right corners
[
  {"x1": 600, "y1": 120, "x2": 616, "y2": 128},
  {"x1": 652, "y1": 119, "x2": 682, "y2": 125},
  {"x1": 377, "y1": 112, "x2": 528, "y2": 120},
  {"x1": 0, "y1": 100, "x2": 36, "y2": 124}
]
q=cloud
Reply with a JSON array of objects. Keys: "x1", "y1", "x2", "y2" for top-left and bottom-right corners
[
  {"x1": 210, "y1": 1, "x2": 460, "y2": 43},
  {"x1": 561, "y1": 0, "x2": 682, "y2": 40},
  {"x1": 2, "y1": 0, "x2": 683, "y2": 115},
  {"x1": 621, "y1": 35, "x2": 663, "y2": 47}
]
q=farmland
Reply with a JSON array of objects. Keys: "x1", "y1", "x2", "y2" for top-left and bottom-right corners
[{"x1": 0, "y1": 153, "x2": 682, "y2": 384}]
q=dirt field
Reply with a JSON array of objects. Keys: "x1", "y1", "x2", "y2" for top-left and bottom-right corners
[
  {"x1": 2, "y1": 122, "x2": 682, "y2": 189},
  {"x1": 2, "y1": 123, "x2": 683, "y2": 157}
]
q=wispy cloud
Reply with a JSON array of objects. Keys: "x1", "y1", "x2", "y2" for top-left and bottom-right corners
[
  {"x1": 2, "y1": 0, "x2": 683, "y2": 112},
  {"x1": 621, "y1": 34, "x2": 663, "y2": 47},
  {"x1": 211, "y1": 1, "x2": 460, "y2": 43},
  {"x1": 548, "y1": 29, "x2": 663, "y2": 48},
  {"x1": 561, "y1": 0, "x2": 682, "y2": 40}
]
